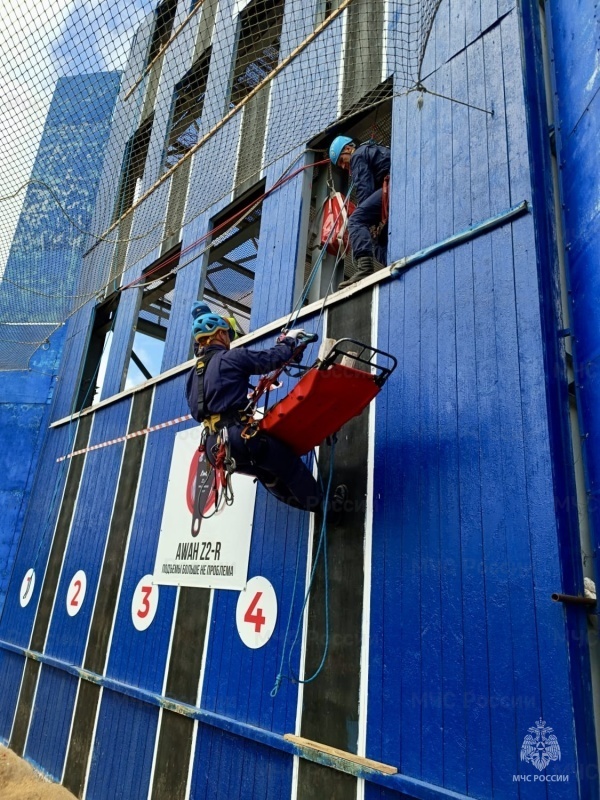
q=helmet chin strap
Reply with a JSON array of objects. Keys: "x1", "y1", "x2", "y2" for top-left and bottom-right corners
[{"x1": 200, "y1": 330, "x2": 230, "y2": 348}]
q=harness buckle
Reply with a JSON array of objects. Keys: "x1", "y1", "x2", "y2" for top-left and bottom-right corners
[
  {"x1": 203, "y1": 413, "x2": 221, "y2": 435},
  {"x1": 241, "y1": 420, "x2": 260, "y2": 440}
]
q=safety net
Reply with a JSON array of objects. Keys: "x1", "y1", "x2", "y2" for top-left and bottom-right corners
[{"x1": 0, "y1": 0, "x2": 443, "y2": 369}]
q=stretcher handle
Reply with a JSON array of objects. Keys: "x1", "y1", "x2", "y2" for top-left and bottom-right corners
[{"x1": 320, "y1": 338, "x2": 398, "y2": 386}]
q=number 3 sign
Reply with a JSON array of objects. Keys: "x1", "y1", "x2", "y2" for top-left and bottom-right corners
[
  {"x1": 236, "y1": 576, "x2": 277, "y2": 649},
  {"x1": 131, "y1": 575, "x2": 159, "y2": 631}
]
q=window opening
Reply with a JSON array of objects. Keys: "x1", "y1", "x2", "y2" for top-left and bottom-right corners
[
  {"x1": 201, "y1": 183, "x2": 265, "y2": 335},
  {"x1": 76, "y1": 293, "x2": 119, "y2": 411},
  {"x1": 315, "y1": 0, "x2": 341, "y2": 26},
  {"x1": 124, "y1": 246, "x2": 179, "y2": 390},
  {"x1": 146, "y1": 0, "x2": 179, "y2": 66},
  {"x1": 342, "y1": 0, "x2": 385, "y2": 113},
  {"x1": 164, "y1": 47, "x2": 213, "y2": 171},
  {"x1": 112, "y1": 114, "x2": 154, "y2": 223},
  {"x1": 230, "y1": 0, "x2": 285, "y2": 107},
  {"x1": 300, "y1": 95, "x2": 392, "y2": 303}
]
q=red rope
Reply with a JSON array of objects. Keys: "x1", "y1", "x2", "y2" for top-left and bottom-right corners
[{"x1": 121, "y1": 157, "x2": 330, "y2": 292}]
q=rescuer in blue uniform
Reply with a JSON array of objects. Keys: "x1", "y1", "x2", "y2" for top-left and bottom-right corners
[
  {"x1": 329, "y1": 136, "x2": 390, "y2": 288},
  {"x1": 186, "y1": 303, "x2": 323, "y2": 511}
]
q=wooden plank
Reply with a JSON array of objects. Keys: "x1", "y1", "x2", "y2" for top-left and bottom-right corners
[
  {"x1": 450, "y1": 40, "x2": 493, "y2": 796},
  {"x1": 285, "y1": 734, "x2": 398, "y2": 775},
  {"x1": 418, "y1": 25, "x2": 443, "y2": 787},
  {"x1": 434, "y1": 40, "x2": 467, "y2": 794},
  {"x1": 468, "y1": 28, "x2": 519, "y2": 791}
]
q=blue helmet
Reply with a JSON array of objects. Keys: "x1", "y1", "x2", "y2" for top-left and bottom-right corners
[
  {"x1": 192, "y1": 312, "x2": 232, "y2": 341},
  {"x1": 329, "y1": 135, "x2": 354, "y2": 166},
  {"x1": 191, "y1": 300, "x2": 211, "y2": 320}
]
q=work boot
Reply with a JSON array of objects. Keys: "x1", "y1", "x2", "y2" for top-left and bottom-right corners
[{"x1": 338, "y1": 257, "x2": 374, "y2": 289}]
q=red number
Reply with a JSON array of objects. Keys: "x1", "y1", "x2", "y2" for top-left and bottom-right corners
[
  {"x1": 244, "y1": 592, "x2": 266, "y2": 633},
  {"x1": 70, "y1": 580, "x2": 82, "y2": 607},
  {"x1": 137, "y1": 585, "x2": 152, "y2": 618},
  {"x1": 22, "y1": 575, "x2": 32, "y2": 600}
]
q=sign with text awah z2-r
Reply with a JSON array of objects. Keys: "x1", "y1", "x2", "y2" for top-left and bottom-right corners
[{"x1": 153, "y1": 427, "x2": 256, "y2": 590}]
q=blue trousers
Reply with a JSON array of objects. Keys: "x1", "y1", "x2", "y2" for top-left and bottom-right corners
[
  {"x1": 348, "y1": 188, "x2": 387, "y2": 263},
  {"x1": 206, "y1": 425, "x2": 322, "y2": 511}
]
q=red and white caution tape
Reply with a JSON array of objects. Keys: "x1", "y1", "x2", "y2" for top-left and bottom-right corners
[{"x1": 56, "y1": 413, "x2": 194, "y2": 462}]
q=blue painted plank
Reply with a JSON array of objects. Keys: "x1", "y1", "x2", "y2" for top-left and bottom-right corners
[
  {"x1": 263, "y1": 15, "x2": 343, "y2": 165},
  {"x1": 481, "y1": 0, "x2": 501, "y2": 35},
  {"x1": 388, "y1": 92, "x2": 408, "y2": 263},
  {"x1": 394, "y1": 68, "x2": 424, "y2": 779},
  {"x1": 469, "y1": 31, "x2": 519, "y2": 795},
  {"x1": 251, "y1": 150, "x2": 311, "y2": 329},
  {"x1": 25, "y1": 664, "x2": 77, "y2": 781},
  {"x1": 183, "y1": 121, "x2": 242, "y2": 233},
  {"x1": 502, "y1": 8, "x2": 580, "y2": 796},
  {"x1": 416, "y1": 46, "x2": 443, "y2": 788},
  {"x1": 189, "y1": 725, "x2": 293, "y2": 800},
  {"x1": 368, "y1": 283, "x2": 404, "y2": 771},
  {"x1": 104, "y1": 380, "x2": 183, "y2": 692},
  {"x1": 397, "y1": 271, "x2": 422, "y2": 780},
  {"x1": 433, "y1": 34, "x2": 466, "y2": 797},
  {"x1": 161, "y1": 211, "x2": 211, "y2": 371},
  {"x1": 50, "y1": 302, "x2": 94, "y2": 422},
  {"x1": 99, "y1": 285, "x2": 141, "y2": 401},
  {"x1": 0, "y1": 650, "x2": 25, "y2": 743},
  {"x1": 125, "y1": 181, "x2": 171, "y2": 275},
  {"x1": 0, "y1": 423, "x2": 73, "y2": 648},
  {"x1": 86, "y1": 688, "x2": 158, "y2": 800},
  {"x1": 465, "y1": 0, "x2": 483, "y2": 49},
  {"x1": 44, "y1": 401, "x2": 131, "y2": 666},
  {"x1": 449, "y1": 0, "x2": 467, "y2": 66},
  {"x1": 279, "y1": 0, "x2": 316, "y2": 59},
  {"x1": 450, "y1": 42, "x2": 494, "y2": 796}
]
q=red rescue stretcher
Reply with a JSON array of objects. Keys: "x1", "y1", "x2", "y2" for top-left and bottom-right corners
[{"x1": 259, "y1": 339, "x2": 397, "y2": 456}]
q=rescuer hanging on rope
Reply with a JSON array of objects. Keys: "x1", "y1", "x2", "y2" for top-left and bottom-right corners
[
  {"x1": 329, "y1": 136, "x2": 390, "y2": 288},
  {"x1": 185, "y1": 302, "x2": 324, "y2": 512}
]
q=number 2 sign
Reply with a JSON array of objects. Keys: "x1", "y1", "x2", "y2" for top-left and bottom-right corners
[
  {"x1": 131, "y1": 575, "x2": 159, "y2": 631},
  {"x1": 66, "y1": 570, "x2": 87, "y2": 617},
  {"x1": 236, "y1": 576, "x2": 277, "y2": 649}
]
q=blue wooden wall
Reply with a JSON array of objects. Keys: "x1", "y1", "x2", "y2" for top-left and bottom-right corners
[{"x1": 0, "y1": 0, "x2": 596, "y2": 798}]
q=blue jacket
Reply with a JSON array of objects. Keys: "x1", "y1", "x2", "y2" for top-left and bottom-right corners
[
  {"x1": 350, "y1": 143, "x2": 391, "y2": 204},
  {"x1": 186, "y1": 339, "x2": 296, "y2": 422}
]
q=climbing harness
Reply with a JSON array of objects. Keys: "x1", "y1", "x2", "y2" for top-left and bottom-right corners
[
  {"x1": 381, "y1": 173, "x2": 390, "y2": 226},
  {"x1": 190, "y1": 348, "x2": 250, "y2": 522},
  {"x1": 286, "y1": 181, "x2": 355, "y2": 331},
  {"x1": 320, "y1": 190, "x2": 356, "y2": 256}
]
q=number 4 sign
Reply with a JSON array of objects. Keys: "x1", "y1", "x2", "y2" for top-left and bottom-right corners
[
  {"x1": 236, "y1": 576, "x2": 277, "y2": 649},
  {"x1": 131, "y1": 575, "x2": 159, "y2": 631}
]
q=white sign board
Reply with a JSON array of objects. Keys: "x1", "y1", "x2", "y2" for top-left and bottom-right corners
[
  {"x1": 153, "y1": 427, "x2": 256, "y2": 590},
  {"x1": 66, "y1": 569, "x2": 87, "y2": 616},
  {"x1": 236, "y1": 576, "x2": 278, "y2": 649},
  {"x1": 131, "y1": 575, "x2": 159, "y2": 631},
  {"x1": 19, "y1": 568, "x2": 35, "y2": 608}
]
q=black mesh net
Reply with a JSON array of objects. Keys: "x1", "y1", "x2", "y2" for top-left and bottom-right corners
[{"x1": 0, "y1": 0, "x2": 443, "y2": 369}]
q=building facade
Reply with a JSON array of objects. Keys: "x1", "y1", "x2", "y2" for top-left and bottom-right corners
[
  {"x1": 0, "y1": 1, "x2": 598, "y2": 799},
  {"x1": 0, "y1": 73, "x2": 120, "y2": 614}
]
